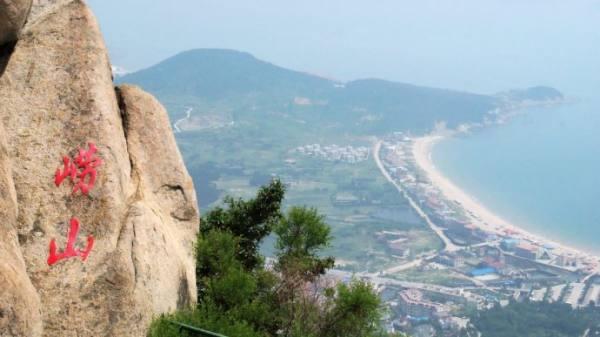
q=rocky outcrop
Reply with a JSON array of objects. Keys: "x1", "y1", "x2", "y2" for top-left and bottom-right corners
[
  {"x1": 0, "y1": 1, "x2": 199, "y2": 336},
  {"x1": 0, "y1": 0, "x2": 32, "y2": 45},
  {"x1": 0, "y1": 125, "x2": 42, "y2": 337}
]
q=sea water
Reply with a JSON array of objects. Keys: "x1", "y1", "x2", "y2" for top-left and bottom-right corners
[{"x1": 432, "y1": 97, "x2": 600, "y2": 254}]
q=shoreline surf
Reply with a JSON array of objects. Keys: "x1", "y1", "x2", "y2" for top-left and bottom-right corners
[{"x1": 412, "y1": 133, "x2": 599, "y2": 267}]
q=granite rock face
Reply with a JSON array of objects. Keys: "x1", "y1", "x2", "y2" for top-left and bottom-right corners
[
  {"x1": 0, "y1": 125, "x2": 42, "y2": 337},
  {"x1": 0, "y1": 1, "x2": 199, "y2": 336},
  {"x1": 0, "y1": 0, "x2": 33, "y2": 45}
]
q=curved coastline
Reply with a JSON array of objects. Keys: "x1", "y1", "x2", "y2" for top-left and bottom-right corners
[{"x1": 412, "y1": 133, "x2": 599, "y2": 264}]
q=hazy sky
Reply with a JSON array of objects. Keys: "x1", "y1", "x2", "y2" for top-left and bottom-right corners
[{"x1": 88, "y1": 0, "x2": 599, "y2": 95}]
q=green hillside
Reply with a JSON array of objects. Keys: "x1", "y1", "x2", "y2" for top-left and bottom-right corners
[
  {"x1": 119, "y1": 49, "x2": 334, "y2": 100},
  {"x1": 119, "y1": 48, "x2": 498, "y2": 134},
  {"x1": 329, "y1": 78, "x2": 496, "y2": 132}
]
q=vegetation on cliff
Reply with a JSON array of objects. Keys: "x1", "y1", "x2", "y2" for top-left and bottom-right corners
[{"x1": 149, "y1": 179, "x2": 404, "y2": 337}]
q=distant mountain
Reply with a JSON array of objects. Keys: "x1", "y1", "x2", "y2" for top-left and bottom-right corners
[
  {"x1": 329, "y1": 78, "x2": 497, "y2": 132},
  {"x1": 111, "y1": 65, "x2": 130, "y2": 78},
  {"x1": 498, "y1": 86, "x2": 564, "y2": 102},
  {"x1": 119, "y1": 49, "x2": 334, "y2": 100},
  {"x1": 120, "y1": 48, "x2": 562, "y2": 134}
]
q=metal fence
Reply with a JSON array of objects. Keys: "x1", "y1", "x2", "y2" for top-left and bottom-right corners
[{"x1": 168, "y1": 320, "x2": 228, "y2": 337}]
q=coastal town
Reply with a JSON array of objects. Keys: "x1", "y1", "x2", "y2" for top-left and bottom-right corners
[
  {"x1": 326, "y1": 131, "x2": 600, "y2": 336},
  {"x1": 293, "y1": 143, "x2": 371, "y2": 164}
]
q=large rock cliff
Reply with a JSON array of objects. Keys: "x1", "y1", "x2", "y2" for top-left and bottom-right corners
[
  {"x1": 0, "y1": 1, "x2": 199, "y2": 336},
  {"x1": 0, "y1": 0, "x2": 32, "y2": 45}
]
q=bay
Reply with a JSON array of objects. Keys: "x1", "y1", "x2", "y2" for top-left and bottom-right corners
[{"x1": 432, "y1": 97, "x2": 600, "y2": 254}]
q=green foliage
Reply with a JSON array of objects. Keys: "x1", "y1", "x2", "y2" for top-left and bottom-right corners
[
  {"x1": 196, "y1": 230, "x2": 240, "y2": 277},
  {"x1": 274, "y1": 206, "x2": 335, "y2": 281},
  {"x1": 467, "y1": 300, "x2": 600, "y2": 337},
  {"x1": 206, "y1": 265, "x2": 257, "y2": 310},
  {"x1": 275, "y1": 206, "x2": 332, "y2": 257},
  {"x1": 321, "y1": 280, "x2": 383, "y2": 337},
  {"x1": 148, "y1": 307, "x2": 264, "y2": 337},
  {"x1": 200, "y1": 179, "x2": 285, "y2": 271},
  {"x1": 150, "y1": 179, "x2": 398, "y2": 337}
]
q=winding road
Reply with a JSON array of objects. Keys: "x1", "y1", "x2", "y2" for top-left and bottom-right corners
[{"x1": 173, "y1": 107, "x2": 193, "y2": 133}]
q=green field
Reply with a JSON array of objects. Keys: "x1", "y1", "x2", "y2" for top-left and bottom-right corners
[{"x1": 174, "y1": 122, "x2": 442, "y2": 271}]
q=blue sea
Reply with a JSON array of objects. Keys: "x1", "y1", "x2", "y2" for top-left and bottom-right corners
[{"x1": 432, "y1": 97, "x2": 600, "y2": 254}]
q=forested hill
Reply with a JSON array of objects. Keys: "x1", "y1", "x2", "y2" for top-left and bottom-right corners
[
  {"x1": 119, "y1": 49, "x2": 560, "y2": 134},
  {"x1": 119, "y1": 49, "x2": 334, "y2": 100}
]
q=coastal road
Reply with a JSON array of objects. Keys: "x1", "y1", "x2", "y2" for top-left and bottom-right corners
[{"x1": 373, "y1": 140, "x2": 460, "y2": 252}]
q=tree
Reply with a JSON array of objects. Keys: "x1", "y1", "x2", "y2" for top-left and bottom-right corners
[
  {"x1": 151, "y1": 179, "x2": 399, "y2": 337},
  {"x1": 200, "y1": 178, "x2": 285, "y2": 271},
  {"x1": 196, "y1": 230, "x2": 255, "y2": 310},
  {"x1": 322, "y1": 280, "x2": 385, "y2": 337},
  {"x1": 274, "y1": 206, "x2": 335, "y2": 281},
  {"x1": 273, "y1": 206, "x2": 335, "y2": 336}
]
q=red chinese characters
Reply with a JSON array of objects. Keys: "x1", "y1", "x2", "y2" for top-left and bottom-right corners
[
  {"x1": 48, "y1": 142, "x2": 101, "y2": 266},
  {"x1": 47, "y1": 217, "x2": 94, "y2": 266},
  {"x1": 55, "y1": 142, "x2": 102, "y2": 195}
]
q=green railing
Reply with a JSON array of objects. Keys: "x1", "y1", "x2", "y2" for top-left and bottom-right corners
[{"x1": 167, "y1": 320, "x2": 228, "y2": 337}]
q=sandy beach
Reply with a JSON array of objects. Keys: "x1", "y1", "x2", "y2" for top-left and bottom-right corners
[{"x1": 411, "y1": 134, "x2": 599, "y2": 265}]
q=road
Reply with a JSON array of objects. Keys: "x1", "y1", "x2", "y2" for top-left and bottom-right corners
[
  {"x1": 378, "y1": 258, "x2": 424, "y2": 276},
  {"x1": 328, "y1": 269, "x2": 486, "y2": 303},
  {"x1": 173, "y1": 107, "x2": 193, "y2": 133},
  {"x1": 373, "y1": 140, "x2": 460, "y2": 252}
]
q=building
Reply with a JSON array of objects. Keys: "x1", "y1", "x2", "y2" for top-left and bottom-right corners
[
  {"x1": 398, "y1": 289, "x2": 437, "y2": 319},
  {"x1": 483, "y1": 256, "x2": 506, "y2": 273},
  {"x1": 514, "y1": 243, "x2": 540, "y2": 260},
  {"x1": 387, "y1": 240, "x2": 410, "y2": 257},
  {"x1": 557, "y1": 255, "x2": 578, "y2": 268},
  {"x1": 539, "y1": 249, "x2": 553, "y2": 260},
  {"x1": 501, "y1": 238, "x2": 519, "y2": 251},
  {"x1": 469, "y1": 267, "x2": 496, "y2": 277},
  {"x1": 439, "y1": 316, "x2": 469, "y2": 331},
  {"x1": 478, "y1": 245, "x2": 502, "y2": 258},
  {"x1": 434, "y1": 252, "x2": 464, "y2": 268},
  {"x1": 433, "y1": 255, "x2": 454, "y2": 268}
]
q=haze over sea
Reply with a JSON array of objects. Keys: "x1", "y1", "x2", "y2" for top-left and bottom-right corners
[{"x1": 432, "y1": 94, "x2": 600, "y2": 254}]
